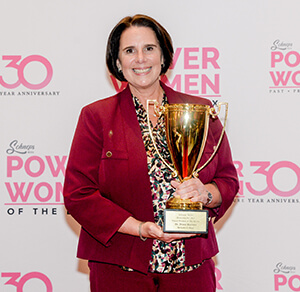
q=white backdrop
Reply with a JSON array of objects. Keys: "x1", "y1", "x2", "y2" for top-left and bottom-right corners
[{"x1": 1, "y1": 0, "x2": 300, "y2": 291}]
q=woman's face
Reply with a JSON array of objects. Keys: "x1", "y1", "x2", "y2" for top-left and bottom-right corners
[{"x1": 117, "y1": 26, "x2": 163, "y2": 93}]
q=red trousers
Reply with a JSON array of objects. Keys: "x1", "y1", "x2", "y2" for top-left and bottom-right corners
[{"x1": 88, "y1": 259, "x2": 216, "y2": 292}]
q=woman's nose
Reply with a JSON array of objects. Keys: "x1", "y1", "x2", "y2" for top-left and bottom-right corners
[{"x1": 136, "y1": 50, "x2": 146, "y2": 63}]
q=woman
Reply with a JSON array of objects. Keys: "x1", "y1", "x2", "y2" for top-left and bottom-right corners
[{"x1": 64, "y1": 14, "x2": 239, "y2": 291}]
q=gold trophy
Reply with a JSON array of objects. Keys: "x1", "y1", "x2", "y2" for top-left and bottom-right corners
[{"x1": 147, "y1": 100, "x2": 228, "y2": 234}]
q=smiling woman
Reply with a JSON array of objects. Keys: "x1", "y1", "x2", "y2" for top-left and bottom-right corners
[
  {"x1": 63, "y1": 14, "x2": 239, "y2": 292},
  {"x1": 116, "y1": 26, "x2": 163, "y2": 98}
]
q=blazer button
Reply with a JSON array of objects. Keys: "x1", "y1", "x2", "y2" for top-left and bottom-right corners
[{"x1": 106, "y1": 151, "x2": 112, "y2": 158}]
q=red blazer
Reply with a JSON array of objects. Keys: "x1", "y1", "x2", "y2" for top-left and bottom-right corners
[{"x1": 63, "y1": 82, "x2": 239, "y2": 274}]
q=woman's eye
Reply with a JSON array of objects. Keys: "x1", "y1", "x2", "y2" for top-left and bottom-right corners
[
  {"x1": 125, "y1": 48, "x2": 134, "y2": 54},
  {"x1": 145, "y1": 46, "x2": 154, "y2": 52}
]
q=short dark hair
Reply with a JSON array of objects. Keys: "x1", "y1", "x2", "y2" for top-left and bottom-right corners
[{"x1": 106, "y1": 14, "x2": 174, "y2": 82}]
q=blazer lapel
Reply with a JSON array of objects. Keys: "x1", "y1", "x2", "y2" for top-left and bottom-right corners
[
  {"x1": 161, "y1": 81, "x2": 185, "y2": 104},
  {"x1": 118, "y1": 86, "x2": 154, "y2": 221}
]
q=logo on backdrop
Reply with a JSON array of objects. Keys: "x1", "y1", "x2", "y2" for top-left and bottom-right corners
[
  {"x1": 1, "y1": 271, "x2": 53, "y2": 291},
  {"x1": 0, "y1": 55, "x2": 60, "y2": 96},
  {"x1": 273, "y1": 262, "x2": 300, "y2": 291},
  {"x1": 234, "y1": 160, "x2": 300, "y2": 204},
  {"x1": 215, "y1": 267, "x2": 223, "y2": 290},
  {"x1": 269, "y1": 40, "x2": 300, "y2": 94},
  {"x1": 6, "y1": 140, "x2": 35, "y2": 155},
  {"x1": 110, "y1": 46, "x2": 222, "y2": 104},
  {"x1": 4, "y1": 141, "x2": 67, "y2": 216}
]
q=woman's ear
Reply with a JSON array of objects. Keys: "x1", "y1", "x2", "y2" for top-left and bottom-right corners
[
  {"x1": 116, "y1": 59, "x2": 122, "y2": 72},
  {"x1": 161, "y1": 56, "x2": 165, "y2": 69}
]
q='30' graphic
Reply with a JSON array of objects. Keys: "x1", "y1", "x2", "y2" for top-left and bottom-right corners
[
  {"x1": 0, "y1": 55, "x2": 53, "y2": 90},
  {"x1": 235, "y1": 161, "x2": 300, "y2": 197},
  {"x1": 2, "y1": 272, "x2": 53, "y2": 291}
]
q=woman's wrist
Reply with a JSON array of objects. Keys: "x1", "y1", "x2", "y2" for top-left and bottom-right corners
[
  {"x1": 138, "y1": 221, "x2": 147, "y2": 241},
  {"x1": 205, "y1": 190, "x2": 213, "y2": 206},
  {"x1": 204, "y1": 182, "x2": 222, "y2": 208}
]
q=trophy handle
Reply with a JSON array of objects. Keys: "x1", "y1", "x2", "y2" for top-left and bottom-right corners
[
  {"x1": 193, "y1": 102, "x2": 229, "y2": 178},
  {"x1": 146, "y1": 100, "x2": 178, "y2": 177}
]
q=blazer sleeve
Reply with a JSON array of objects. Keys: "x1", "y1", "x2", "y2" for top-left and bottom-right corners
[
  {"x1": 208, "y1": 113, "x2": 239, "y2": 222},
  {"x1": 63, "y1": 105, "x2": 132, "y2": 246}
]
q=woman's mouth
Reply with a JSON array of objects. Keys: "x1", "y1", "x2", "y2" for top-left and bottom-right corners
[{"x1": 133, "y1": 67, "x2": 151, "y2": 74}]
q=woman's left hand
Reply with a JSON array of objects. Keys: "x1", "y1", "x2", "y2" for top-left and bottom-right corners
[{"x1": 171, "y1": 178, "x2": 222, "y2": 208}]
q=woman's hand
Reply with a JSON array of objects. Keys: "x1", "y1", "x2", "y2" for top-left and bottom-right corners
[
  {"x1": 119, "y1": 217, "x2": 196, "y2": 243},
  {"x1": 140, "y1": 221, "x2": 196, "y2": 243},
  {"x1": 171, "y1": 178, "x2": 222, "y2": 208}
]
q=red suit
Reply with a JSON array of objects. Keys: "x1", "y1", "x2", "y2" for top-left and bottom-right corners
[{"x1": 63, "y1": 82, "x2": 239, "y2": 274}]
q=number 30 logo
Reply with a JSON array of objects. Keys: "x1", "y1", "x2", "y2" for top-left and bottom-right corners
[
  {"x1": 0, "y1": 55, "x2": 53, "y2": 90},
  {"x1": 235, "y1": 161, "x2": 300, "y2": 197},
  {"x1": 2, "y1": 272, "x2": 53, "y2": 291}
]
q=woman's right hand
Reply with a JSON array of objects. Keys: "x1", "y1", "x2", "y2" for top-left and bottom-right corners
[
  {"x1": 119, "y1": 217, "x2": 196, "y2": 243},
  {"x1": 140, "y1": 221, "x2": 196, "y2": 243}
]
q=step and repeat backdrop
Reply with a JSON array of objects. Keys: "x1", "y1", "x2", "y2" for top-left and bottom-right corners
[{"x1": 1, "y1": 0, "x2": 299, "y2": 291}]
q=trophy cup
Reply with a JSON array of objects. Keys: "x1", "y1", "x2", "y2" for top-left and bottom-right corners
[{"x1": 147, "y1": 100, "x2": 228, "y2": 234}]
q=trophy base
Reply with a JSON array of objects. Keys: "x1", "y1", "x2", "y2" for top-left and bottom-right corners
[
  {"x1": 163, "y1": 209, "x2": 209, "y2": 234},
  {"x1": 163, "y1": 197, "x2": 208, "y2": 233}
]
